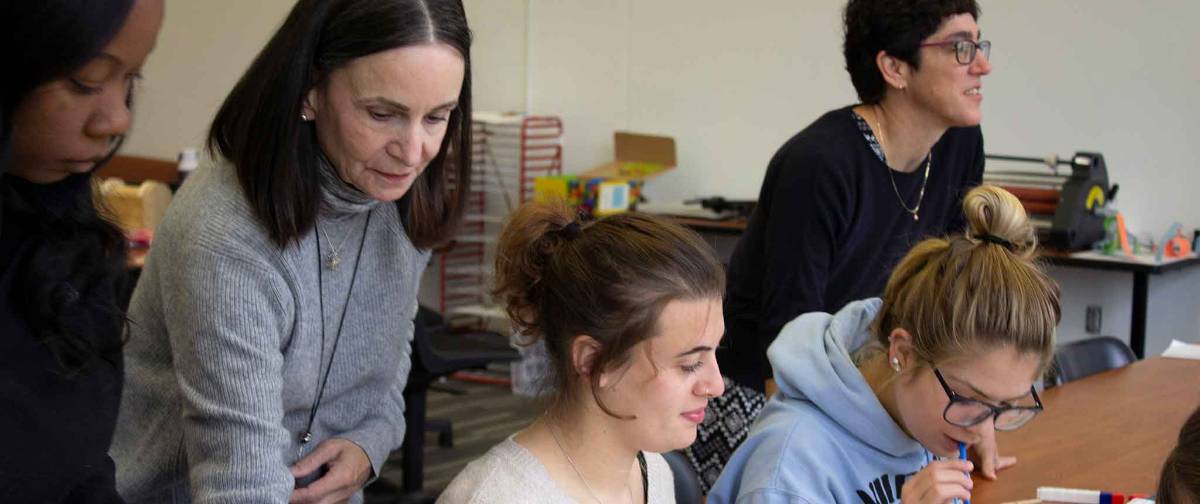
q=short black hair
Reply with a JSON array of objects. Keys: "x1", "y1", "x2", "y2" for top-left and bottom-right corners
[
  {"x1": 843, "y1": 0, "x2": 980, "y2": 104},
  {"x1": 208, "y1": 0, "x2": 474, "y2": 249},
  {"x1": 0, "y1": 0, "x2": 136, "y2": 372}
]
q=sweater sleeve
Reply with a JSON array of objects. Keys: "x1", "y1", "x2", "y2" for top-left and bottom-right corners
[
  {"x1": 161, "y1": 240, "x2": 295, "y2": 503},
  {"x1": 336, "y1": 310, "x2": 414, "y2": 480},
  {"x1": 336, "y1": 251, "x2": 426, "y2": 480},
  {"x1": 756, "y1": 148, "x2": 852, "y2": 350}
]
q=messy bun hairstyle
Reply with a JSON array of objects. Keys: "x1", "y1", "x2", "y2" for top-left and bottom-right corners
[
  {"x1": 493, "y1": 202, "x2": 725, "y2": 416},
  {"x1": 873, "y1": 185, "x2": 1060, "y2": 372}
]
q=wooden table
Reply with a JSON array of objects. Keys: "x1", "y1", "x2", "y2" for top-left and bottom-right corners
[{"x1": 971, "y1": 357, "x2": 1200, "y2": 503}]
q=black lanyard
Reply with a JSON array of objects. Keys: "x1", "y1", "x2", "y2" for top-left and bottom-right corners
[{"x1": 301, "y1": 211, "x2": 372, "y2": 447}]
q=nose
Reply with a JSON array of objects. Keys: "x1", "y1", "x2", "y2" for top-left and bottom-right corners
[
  {"x1": 85, "y1": 85, "x2": 133, "y2": 142},
  {"x1": 697, "y1": 359, "x2": 726, "y2": 398},
  {"x1": 971, "y1": 50, "x2": 992, "y2": 76},
  {"x1": 387, "y1": 125, "x2": 424, "y2": 168}
]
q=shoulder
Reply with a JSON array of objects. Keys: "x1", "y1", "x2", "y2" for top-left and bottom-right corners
[
  {"x1": 642, "y1": 452, "x2": 676, "y2": 503},
  {"x1": 769, "y1": 107, "x2": 869, "y2": 184},
  {"x1": 154, "y1": 161, "x2": 282, "y2": 266},
  {"x1": 440, "y1": 439, "x2": 561, "y2": 504},
  {"x1": 716, "y1": 400, "x2": 848, "y2": 499}
]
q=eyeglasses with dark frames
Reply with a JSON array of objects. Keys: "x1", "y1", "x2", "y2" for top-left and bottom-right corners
[
  {"x1": 934, "y1": 368, "x2": 1042, "y2": 431},
  {"x1": 918, "y1": 39, "x2": 991, "y2": 65}
]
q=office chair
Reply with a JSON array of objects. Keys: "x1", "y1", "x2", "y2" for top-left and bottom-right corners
[
  {"x1": 1047, "y1": 336, "x2": 1136, "y2": 387},
  {"x1": 386, "y1": 306, "x2": 519, "y2": 502},
  {"x1": 662, "y1": 450, "x2": 703, "y2": 504}
]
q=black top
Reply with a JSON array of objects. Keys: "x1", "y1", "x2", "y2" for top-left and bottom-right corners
[
  {"x1": 0, "y1": 174, "x2": 125, "y2": 503},
  {"x1": 721, "y1": 106, "x2": 985, "y2": 390}
]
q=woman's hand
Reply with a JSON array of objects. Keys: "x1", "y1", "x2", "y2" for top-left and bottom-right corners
[
  {"x1": 901, "y1": 459, "x2": 974, "y2": 504},
  {"x1": 970, "y1": 427, "x2": 1017, "y2": 480},
  {"x1": 289, "y1": 438, "x2": 372, "y2": 504}
]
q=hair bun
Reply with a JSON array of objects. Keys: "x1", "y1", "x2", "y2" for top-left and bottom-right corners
[{"x1": 962, "y1": 184, "x2": 1037, "y2": 258}]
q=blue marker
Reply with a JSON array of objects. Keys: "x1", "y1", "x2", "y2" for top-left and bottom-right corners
[{"x1": 958, "y1": 442, "x2": 971, "y2": 504}]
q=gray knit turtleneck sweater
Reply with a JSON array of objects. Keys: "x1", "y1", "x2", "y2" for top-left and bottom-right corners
[{"x1": 112, "y1": 160, "x2": 428, "y2": 503}]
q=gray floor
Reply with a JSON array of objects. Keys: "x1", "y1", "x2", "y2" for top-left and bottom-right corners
[{"x1": 367, "y1": 365, "x2": 542, "y2": 501}]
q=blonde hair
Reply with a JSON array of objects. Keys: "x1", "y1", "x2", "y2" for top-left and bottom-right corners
[{"x1": 873, "y1": 185, "x2": 1061, "y2": 372}]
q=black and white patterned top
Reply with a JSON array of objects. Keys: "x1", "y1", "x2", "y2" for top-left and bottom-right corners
[{"x1": 850, "y1": 110, "x2": 887, "y2": 164}]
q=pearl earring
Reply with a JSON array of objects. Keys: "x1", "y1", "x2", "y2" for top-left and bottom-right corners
[
  {"x1": 300, "y1": 112, "x2": 310, "y2": 121},
  {"x1": 890, "y1": 356, "x2": 902, "y2": 372}
]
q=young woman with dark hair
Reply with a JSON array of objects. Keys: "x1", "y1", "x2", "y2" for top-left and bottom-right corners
[
  {"x1": 709, "y1": 0, "x2": 1000, "y2": 485},
  {"x1": 0, "y1": 0, "x2": 163, "y2": 501},
  {"x1": 110, "y1": 0, "x2": 473, "y2": 502},
  {"x1": 439, "y1": 203, "x2": 727, "y2": 503}
]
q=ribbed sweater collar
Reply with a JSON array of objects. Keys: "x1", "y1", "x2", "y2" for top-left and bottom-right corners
[{"x1": 318, "y1": 154, "x2": 379, "y2": 217}]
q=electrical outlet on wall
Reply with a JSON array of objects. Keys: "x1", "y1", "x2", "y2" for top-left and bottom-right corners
[{"x1": 1085, "y1": 305, "x2": 1103, "y2": 334}]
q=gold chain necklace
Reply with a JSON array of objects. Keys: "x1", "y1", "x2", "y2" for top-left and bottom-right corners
[{"x1": 874, "y1": 105, "x2": 931, "y2": 221}]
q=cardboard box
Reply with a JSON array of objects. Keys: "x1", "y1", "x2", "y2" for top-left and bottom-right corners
[
  {"x1": 580, "y1": 131, "x2": 676, "y2": 180},
  {"x1": 533, "y1": 132, "x2": 675, "y2": 216}
]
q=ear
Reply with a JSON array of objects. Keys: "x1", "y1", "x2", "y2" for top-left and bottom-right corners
[
  {"x1": 887, "y1": 327, "x2": 916, "y2": 370},
  {"x1": 570, "y1": 335, "x2": 602, "y2": 379},
  {"x1": 301, "y1": 86, "x2": 320, "y2": 121},
  {"x1": 875, "y1": 49, "x2": 910, "y2": 92}
]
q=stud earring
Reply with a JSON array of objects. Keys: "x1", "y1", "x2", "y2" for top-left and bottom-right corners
[
  {"x1": 300, "y1": 112, "x2": 310, "y2": 121},
  {"x1": 890, "y1": 356, "x2": 902, "y2": 372}
]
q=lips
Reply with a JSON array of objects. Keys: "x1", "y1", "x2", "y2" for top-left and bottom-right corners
[{"x1": 681, "y1": 407, "x2": 706, "y2": 424}]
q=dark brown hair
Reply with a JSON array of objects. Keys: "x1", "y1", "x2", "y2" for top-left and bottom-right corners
[
  {"x1": 493, "y1": 202, "x2": 725, "y2": 416},
  {"x1": 0, "y1": 0, "x2": 137, "y2": 373},
  {"x1": 208, "y1": 0, "x2": 472, "y2": 248},
  {"x1": 1158, "y1": 404, "x2": 1200, "y2": 504}
]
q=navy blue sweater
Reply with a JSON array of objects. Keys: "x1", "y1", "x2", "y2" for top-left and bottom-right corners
[
  {"x1": 721, "y1": 106, "x2": 984, "y2": 390},
  {"x1": 0, "y1": 174, "x2": 125, "y2": 503}
]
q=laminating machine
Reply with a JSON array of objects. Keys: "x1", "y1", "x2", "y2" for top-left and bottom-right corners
[{"x1": 984, "y1": 152, "x2": 1119, "y2": 250}]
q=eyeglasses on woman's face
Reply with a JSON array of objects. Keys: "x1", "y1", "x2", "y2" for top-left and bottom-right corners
[
  {"x1": 933, "y1": 367, "x2": 1042, "y2": 431},
  {"x1": 919, "y1": 39, "x2": 991, "y2": 65}
]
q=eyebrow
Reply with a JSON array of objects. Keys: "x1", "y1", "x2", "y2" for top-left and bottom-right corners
[
  {"x1": 955, "y1": 377, "x2": 1031, "y2": 404},
  {"x1": 360, "y1": 97, "x2": 459, "y2": 113},
  {"x1": 674, "y1": 345, "x2": 713, "y2": 358},
  {"x1": 944, "y1": 30, "x2": 981, "y2": 41}
]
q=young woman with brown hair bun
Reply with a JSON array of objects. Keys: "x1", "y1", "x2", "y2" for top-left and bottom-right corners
[{"x1": 440, "y1": 202, "x2": 728, "y2": 503}]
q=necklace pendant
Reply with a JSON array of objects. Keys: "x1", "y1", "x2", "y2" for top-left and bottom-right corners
[
  {"x1": 913, "y1": 213, "x2": 920, "y2": 222},
  {"x1": 327, "y1": 254, "x2": 341, "y2": 270},
  {"x1": 301, "y1": 431, "x2": 312, "y2": 444}
]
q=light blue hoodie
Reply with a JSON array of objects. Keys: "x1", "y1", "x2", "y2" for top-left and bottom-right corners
[{"x1": 708, "y1": 298, "x2": 933, "y2": 504}]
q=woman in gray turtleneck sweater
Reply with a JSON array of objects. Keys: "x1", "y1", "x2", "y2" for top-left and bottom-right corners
[{"x1": 111, "y1": 1, "x2": 475, "y2": 503}]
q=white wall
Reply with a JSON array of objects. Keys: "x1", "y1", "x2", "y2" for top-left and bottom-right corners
[
  {"x1": 515, "y1": 0, "x2": 1200, "y2": 352},
  {"x1": 122, "y1": 0, "x2": 295, "y2": 160},
  {"x1": 523, "y1": 0, "x2": 1200, "y2": 236},
  {"x1": 120, "y1": 0, "x2": 1200, "y2": 348}
]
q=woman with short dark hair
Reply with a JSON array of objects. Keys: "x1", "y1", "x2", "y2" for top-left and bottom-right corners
[
  {"x1": 0, "y1": 0, "x2": 163, "y2": 500},
  {"x1": 110, "y1": 0, "x2": 473, "y2": 502}
]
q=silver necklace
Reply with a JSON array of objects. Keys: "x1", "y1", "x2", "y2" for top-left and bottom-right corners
[
  {"x1": 316, "y1": 218, "x2": 357, "y2": 270},
  {"x1": 546, "y1": 420, "x2": 636, "y2": 504},
  {"x1": 874, "y1": 106, "x2": 932, "y2": 221}
]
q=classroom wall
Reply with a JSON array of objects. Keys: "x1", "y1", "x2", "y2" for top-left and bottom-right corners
[
  {"x1": 524, "y1": 0, "x2": 1200, "y2": 236},
  {"x1": 517, "y1": 0, "x2": 1200, "y2": 352},
  {"x1": 119, "y1": 0, "x2": 1200, "y2": 349}
]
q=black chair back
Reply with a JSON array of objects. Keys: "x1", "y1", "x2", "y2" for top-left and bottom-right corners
[
  {"x1": 662, "y1": 450, "x2": 703, "y2": 504},
  {"x1": 1048, "y1": 336, "x2": 1136, "y2": 387}
]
